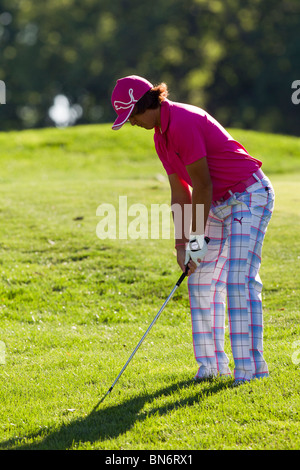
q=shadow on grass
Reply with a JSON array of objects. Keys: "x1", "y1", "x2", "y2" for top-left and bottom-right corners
[{"x1": 0, "y1": 378, "x2": 231, "y2": 450}]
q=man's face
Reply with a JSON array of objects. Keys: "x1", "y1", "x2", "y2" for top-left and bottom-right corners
[{"x1": 128, "y1": 107, "x2": 160, "y2": 130}]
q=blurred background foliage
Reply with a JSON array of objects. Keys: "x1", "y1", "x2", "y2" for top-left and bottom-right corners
[{"x1": 0, "y1": 0, "x2": 299, "y2": 135}]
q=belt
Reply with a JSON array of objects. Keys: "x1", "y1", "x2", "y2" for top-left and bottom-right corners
[{"x1": 221, "y1": 168, "x2": 264, "y2": 201}]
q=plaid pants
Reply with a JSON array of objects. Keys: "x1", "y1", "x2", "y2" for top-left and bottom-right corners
[{"x1": 188, "y1": 173, "x2": 275, "y2": 382}]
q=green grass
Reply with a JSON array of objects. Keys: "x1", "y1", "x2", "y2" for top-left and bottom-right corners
[{"x1": 0, "y1": 124, "x2": 299, "y2": 450}]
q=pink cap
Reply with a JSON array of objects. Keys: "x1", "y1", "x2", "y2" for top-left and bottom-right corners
[{"x1": 111, "y1": 75, "x2": 153, "y2": 130}]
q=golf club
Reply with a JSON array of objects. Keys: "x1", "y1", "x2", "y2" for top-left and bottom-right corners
[{"x1": 93, "y1": 237, "x2": 210, "y2": 409}]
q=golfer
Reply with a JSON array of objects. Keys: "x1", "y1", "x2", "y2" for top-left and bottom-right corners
[{"x1": 111, "y1": 75, "x2": 275, "y2": 385}]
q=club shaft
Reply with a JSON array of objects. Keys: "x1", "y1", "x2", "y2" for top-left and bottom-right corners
[
  {"x1": 109, "y1": 283, "x2": 179, "y2": 393},
  {"x1": 93, "y1": 266, "x2": 189, "y2": 409}
]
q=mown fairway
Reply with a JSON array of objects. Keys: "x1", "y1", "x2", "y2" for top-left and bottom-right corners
[{"x1": 0, "y1": 124, "x2": 299, "y2": 450}]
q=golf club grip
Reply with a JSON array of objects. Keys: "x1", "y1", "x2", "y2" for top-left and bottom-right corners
[{"x1": 176, "y1": 264, "x2": 189, "y2": 286}]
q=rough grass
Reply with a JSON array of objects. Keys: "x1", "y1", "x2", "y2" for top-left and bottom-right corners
[{"x1": 0, "y1": 124, "x2": 299, "y2": 450}]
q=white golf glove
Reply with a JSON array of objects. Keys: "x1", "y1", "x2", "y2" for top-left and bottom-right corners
[{"x1": 185, "y1": 234, "x2": 209, "y2": 266}]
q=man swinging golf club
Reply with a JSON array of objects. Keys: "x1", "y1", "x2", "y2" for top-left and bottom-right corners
[{"x1": 111, "y1": 75, "x2": 275, "y2": 386}]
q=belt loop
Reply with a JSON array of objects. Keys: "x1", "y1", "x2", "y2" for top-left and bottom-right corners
[{"x1": 253, "y1": 168, "x2": 264, "y2": 182}]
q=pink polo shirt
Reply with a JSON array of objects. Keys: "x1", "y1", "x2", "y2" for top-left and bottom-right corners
[{"x1": 154, "y1": 100, "x2": 262, "y2": 201}]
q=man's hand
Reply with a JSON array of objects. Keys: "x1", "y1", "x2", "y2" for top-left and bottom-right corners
[{"x1": 176, "y1": 245, "x2": 197, "y2": 275}]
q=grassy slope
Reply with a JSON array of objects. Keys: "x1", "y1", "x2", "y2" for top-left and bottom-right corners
[{"x1": 0, "y1": 124, "x2": 299, "y2": 450}]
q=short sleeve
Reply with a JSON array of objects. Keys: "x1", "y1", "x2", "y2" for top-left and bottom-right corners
[
  {"x1": 160, "y1": 158, "x2": 175, "y2": 175},
  {"x1": 154, "y1": 133, "x2": 176, "y2": 175}
]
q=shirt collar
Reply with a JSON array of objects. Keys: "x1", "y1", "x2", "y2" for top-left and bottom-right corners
[{"x1": 155, "y1": 99, "x2": 170, "y2": 135}]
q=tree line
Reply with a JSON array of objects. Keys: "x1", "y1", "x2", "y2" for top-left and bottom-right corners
[{"x1": 0, "y1": 0, "x2": 299, "y2": 135}]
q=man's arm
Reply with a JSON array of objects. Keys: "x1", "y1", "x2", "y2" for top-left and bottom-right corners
[
  {"x1": 168, "y1": 173, "x2": 192, "y2": 246},
  {"x1": 186, "y1": 157, "x2": 212, "y2": 234},
  {"x1": 168, "y1": 158, "x2": 212, "y2": 274},
  {"x1": 168, "y1": 173, "x2": 197, "y2": 274}
]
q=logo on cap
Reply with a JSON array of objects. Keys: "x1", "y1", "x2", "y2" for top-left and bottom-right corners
[{"x1": 114, "y1": 89, "x2": 137, "y2": 111}]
